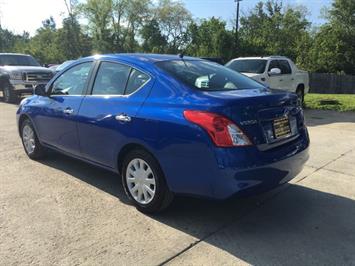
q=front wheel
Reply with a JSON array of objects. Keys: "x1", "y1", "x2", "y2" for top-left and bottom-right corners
[
  {"x1": 2, "y1": 82, "x2": 17, "y2": 103},
  {"x1": 121, "y1": 149, "x2": 174, "y2": 213},
  {"x1": 21, "y1": 119, "x2": 46, "y2": 159}
]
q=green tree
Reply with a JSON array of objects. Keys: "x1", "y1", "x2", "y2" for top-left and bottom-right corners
[
  {"x1": 239, "y1": 1, "x2": 310, "y2": 60},
  {"x1": 140, "y1": 18, "x2": 167, "y2": 53},
  {"x1": 186, "y1": 17, "x2": 234, "y2": 61},
  {"x1": 155, "y1": 0, "x2": 192, "y2": 53},
  {"x1": 26, "y1": 18, "x2": 63, "y2": 64},
  {"x1": 80, "y1": 0, "x2": 113, "y2": 53},
  {"x1": 304, "y1": 0, "x2": 355, "y2": 74},
  {"x1": 56, "y1": 17, "x2": 92, "y2": 60}
]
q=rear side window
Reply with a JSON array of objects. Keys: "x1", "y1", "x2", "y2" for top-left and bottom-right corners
[
  {"x1": 156, "y1": 60, "x2": 264, "y2": 91},
  {"x1": 278, "y1": 60, "x2": 292, "y2": 74},
  {"x1": 92, "y1": 62, "x2": 131, "y2": 95},
  {"x1": 125, "y1": 69, "x2": 150, "y2": 95}
]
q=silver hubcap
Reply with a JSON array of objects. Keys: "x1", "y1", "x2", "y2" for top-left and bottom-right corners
[
  {"x1": 22, "y1": 125, "x2": 35, "y2": 154},
  {"x1": 126, "y1": 158, "x2": 156, "y2": 204}
]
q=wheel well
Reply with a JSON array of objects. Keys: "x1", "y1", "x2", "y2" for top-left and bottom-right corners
[
  {"x1": 117, "y1": 143, "x2": 152, "y2": 173},
  {"x1": 296, "y1": 84, "x2": 305, "y2": 92}
]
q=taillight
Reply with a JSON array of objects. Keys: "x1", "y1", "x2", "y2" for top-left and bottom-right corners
[{"x1": 183, "y1": 110, "x2": 252, "y2": 147}]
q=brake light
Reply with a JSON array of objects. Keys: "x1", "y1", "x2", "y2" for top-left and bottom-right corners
[{"x1": 183, "y1": 110, "x2": 252, "y2": 147}]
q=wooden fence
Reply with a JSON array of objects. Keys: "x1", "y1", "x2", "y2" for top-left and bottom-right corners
[{"x1": 309, "y1": 73, "x2": 355, "y2": 94}]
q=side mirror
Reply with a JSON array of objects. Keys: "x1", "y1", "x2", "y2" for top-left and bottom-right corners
[
  {"x1": 268, "y1": 68, "x2": 281, "y2": 76},
  {"x1": 34, "y1": 84, "x2": 47, "y2": 96}
]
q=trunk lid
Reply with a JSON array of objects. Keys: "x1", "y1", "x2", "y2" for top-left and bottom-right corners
[{"x1": 202, "y1": 88, "x2": 303, "y2": 149}]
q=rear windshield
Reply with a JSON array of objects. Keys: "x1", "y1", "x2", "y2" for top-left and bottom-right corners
[
  {"x1": 156, "y1": 60, "x2": 264, "y2": 91},
  {"x1": 226, "y1": 59, "x2": 267, "y2": 74},
  {"x1": 0, "y1": 55, "x2": 40, "y2": 66}
]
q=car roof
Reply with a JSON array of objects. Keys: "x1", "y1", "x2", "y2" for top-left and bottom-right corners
[
  {"x1": 0, "y1": 53, "x2": 33, "y2": 57},
  {"x1": 232, "y1": 56, "x2": 290, "y2": 60},
  {"x1": 75, "y1": 53, "x2": 202, "y2": 73},
  {"x1": 83, "y1": 53, "x2": 200, "y2": 64}
]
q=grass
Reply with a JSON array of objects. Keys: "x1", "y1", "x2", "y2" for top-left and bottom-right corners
[{"x1": 304, "y1": 93, "x2": 355, "y2": 112}]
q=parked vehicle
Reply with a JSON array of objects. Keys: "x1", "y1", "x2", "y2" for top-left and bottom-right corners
[
  {"x1": 225, "y1": 56, "x2": 309, "y2": 101},
  {"x1": 0, "y1": 53, "x2": 54, "y2": 103},
  {"x1": 17, "y1": 54, "x2": 309, "y2": 213},
  {"x1": 49, "y1": 60, "x2": 76, "y2": 74},
  {"x1": 200, "y1": 57, "x2": 224, "y2": 65}
]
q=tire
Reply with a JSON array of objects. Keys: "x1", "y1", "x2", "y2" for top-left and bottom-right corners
[
  {"x1": 296, "y1": 86, "x2": 304, "y2": 104},
  {"x1": 20, "y1": 119, "x2": 46, "y2": 159},
  {"x1": 2, "y1": 82, "x2": 17, "y2": 103},
  {"x1": 121, "y1": 149, "x2": 174, "y2": 213}
]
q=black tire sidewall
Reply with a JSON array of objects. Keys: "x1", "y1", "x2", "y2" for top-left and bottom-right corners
[
  {"x1": 3, "y1": 85, "x2": 11, "y2": 102},
  {"x1": 3, "y1": 82, "x2": 16, "y2": 103},
  {"x1": 121, "y1": 149, "x2": 171, "y2": 213}
]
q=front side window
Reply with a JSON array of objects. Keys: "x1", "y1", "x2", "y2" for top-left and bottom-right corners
[
  {"x1": 51, "y1": 62, "x2": 92, "y2": 95},
  {"x1": 268, "y1": 60, "x2": 279, "y2": 71},
  {"x1": 156, "y1": 60, "x2": 264, "y2": 91},
  {"x1": 226, "y1": 59, "x2": 267, "y2": 74},
  {"x1": 92, "y1": 62, "x2": 131, "y2": 95}
]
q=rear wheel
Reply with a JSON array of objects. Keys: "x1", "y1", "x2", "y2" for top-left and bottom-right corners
[
  {"x1": 21, "y1": 119, "x2": 46, "y2": 159},
  {"x1": 121, "y1": 149, "x2": 174, "y2": 213},
  {"x1": 2, "y1": 82, "x2": 17, "y2": 103}
]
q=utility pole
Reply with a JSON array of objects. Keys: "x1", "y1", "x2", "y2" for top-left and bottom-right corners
[{"x1": 235, "y1": 0, "x2": 242, "y2": 55}]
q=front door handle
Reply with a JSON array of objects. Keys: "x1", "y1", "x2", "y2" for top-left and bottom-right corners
[
  {"x1": 63, "y1": 108, "x2": 74, "y2": 115},
  {"x1": 115, "y1": 114, "x2": 131, "y2": 122}
]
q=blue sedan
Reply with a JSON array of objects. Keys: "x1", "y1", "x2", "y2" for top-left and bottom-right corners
[{"x1": 17, "y1": 54, "x2": 309, "y2": 213}]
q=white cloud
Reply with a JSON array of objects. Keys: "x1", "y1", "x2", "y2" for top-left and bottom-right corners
[{"x1": 0, "y1": 0, "x2": 68, "y2": 35}]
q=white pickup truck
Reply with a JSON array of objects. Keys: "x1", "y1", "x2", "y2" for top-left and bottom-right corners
[{"x1": 225, "y1": 56, "x2": 309, "y2": 101}]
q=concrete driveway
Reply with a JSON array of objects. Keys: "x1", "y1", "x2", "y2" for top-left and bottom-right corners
[{"x1": 0, "y1": 101, "x2": 354, "y2": 266}]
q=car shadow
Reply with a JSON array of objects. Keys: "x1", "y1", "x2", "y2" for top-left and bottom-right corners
[{"x1": 38, "y1": 151, "x2": 355, "y2": 265}]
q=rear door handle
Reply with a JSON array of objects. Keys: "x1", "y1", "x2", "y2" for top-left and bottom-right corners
[
  {"x1": 63, "y1": 108, "x2": 74, "y2": 115},
  {"x1": 115, "y1": 114, "x2": 131, "y2": 122}
]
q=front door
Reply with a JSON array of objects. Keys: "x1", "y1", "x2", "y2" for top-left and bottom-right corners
[
  {"x1": 277, "y1": 59, "x2": 294, "y2": 92},
  {"x1": 35, "y1": 61, "x2": 93, "y2": 156},
  {"x1": 267, "y1": 60, "x2": 282, "y2": 90}
]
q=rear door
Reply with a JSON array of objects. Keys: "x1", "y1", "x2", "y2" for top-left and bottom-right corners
[
  {"x1": 77, "y1": 60, "x2": 153, "y2": 168},
  {"x1": 35, "y1": 61, "x2": 93, "y2": 156}
]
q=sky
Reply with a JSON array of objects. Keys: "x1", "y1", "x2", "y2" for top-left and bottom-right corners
[{"x1": 0, "y1": 0, "x2": 333, "y2": 36}]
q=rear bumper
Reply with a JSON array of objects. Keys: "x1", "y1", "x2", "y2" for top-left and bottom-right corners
[
  {"x1": 161, "y1": 128, "x2": 310, "y2": 200},
  {"x1": 211, "y1": 144, "x2": 309, "y2": 199}
]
